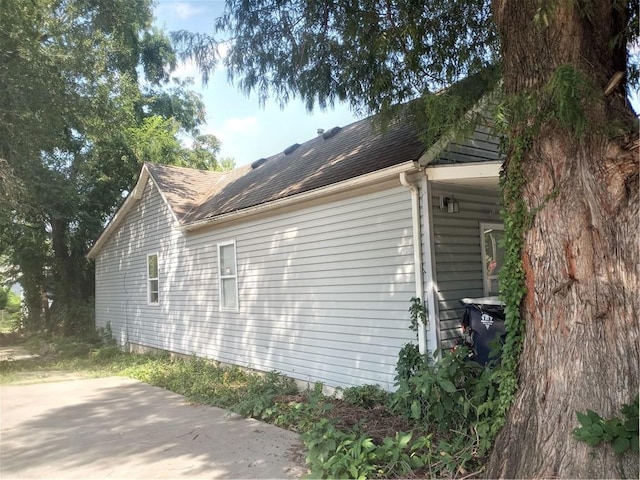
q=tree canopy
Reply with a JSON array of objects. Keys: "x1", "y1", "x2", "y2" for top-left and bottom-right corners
[
  {"x1": 0, "y1": 0, "x2": 232, "y2": 334},
  {"x1": 174, "y1": 0, "x2": 637, "y2": 113}
]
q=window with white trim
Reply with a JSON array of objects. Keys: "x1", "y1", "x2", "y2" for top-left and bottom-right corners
[
  {"x1": 147, "y1": 253, "x2": 159, "y2": 305},
  {"x1": 480, "y1": 223, "x2": 504, "y2": 297},
  {"x1": 218, "y1": 241, "x2": 238, "y2": 311}
]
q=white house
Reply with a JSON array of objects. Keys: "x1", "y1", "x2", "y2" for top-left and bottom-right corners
[{"x1": 87, "y1": 113, "x2": 503, "y2": 390}]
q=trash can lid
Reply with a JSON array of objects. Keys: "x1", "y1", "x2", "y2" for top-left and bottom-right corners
[{"x1": 460, "y1": 296, "x2": 504, "y2": 306}]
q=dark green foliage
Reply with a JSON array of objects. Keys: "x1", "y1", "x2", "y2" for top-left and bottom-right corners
[
  {"x1": 407, "y1": 296, "x2": 426, "y2": 333},
  {"x1": 266, "y1": 382, "x2": 336, "y2": 433},
  {"x1": 341, "y1": 384, "x2": 389, "y2": 410},
  {"x1": 232, "y1": 371, "x2": 299, "y2": 417},
  {"x1": 0, "y1": 0, "x2": 232, "y2": 335},
  {"x1": 544, "y1": 65, "x2": 595, "y2": 136},
  {"x1": 574, "y1": 396, "x2": 639, "y2": 455},
  {"x1": 50, "y1": 298, "x2": 95, "y2": 337},
  {"x1": 174, "y1": 0, "x2": 499, "y2": 113},
  {"x1": 394, "y1": 343, "x2": 424, "y2": 384},
  {"x1": 390, "y1": 347, "x2": 492, "y2": 434},
  {"x1": 303, "y1": 420, "x2": 430, "y2": 479}
]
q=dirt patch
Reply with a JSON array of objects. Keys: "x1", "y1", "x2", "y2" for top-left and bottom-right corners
[
  {"x1": 0, "y1": 345, "x2": 38, "y2": 362},
  {"x1": 0, "y1": 331, "x2": 26, "y2": 346},
  {"x1": 275, "y1": 395, "x2": 417, "y2": 443}
]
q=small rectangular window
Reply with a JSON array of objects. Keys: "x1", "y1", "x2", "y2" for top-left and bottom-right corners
[
  {"x1": 218, "y1": 241, "x2": 238, "y2": 311},
  {"x1": 480, "y1": 223, "x2": 504, "y2": 297},
  {"x1": 147, "y1": 253, "x2": 159, "y2": 305}
]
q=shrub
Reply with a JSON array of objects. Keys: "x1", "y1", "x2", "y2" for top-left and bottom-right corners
[
  {"x1": 303, "y1": 419, "x2": 432, "y2": 479},
  {"x1": 341, "y1": 384, "x2": 390, "y2": 409},
  {"x1": 50, "y1": 298, "x2": 95, "y2": 337},
  {"x1": 390, "y1": 346, "x2": 491, "y2": 432}
]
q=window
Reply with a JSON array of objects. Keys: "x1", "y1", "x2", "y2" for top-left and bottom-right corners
[
  {"x1": 480, "y1": 223, "x2": 505, "y2": 297},
  {"x1": 147, "y1": 253, "x2": 159, "y2": 305},
  {"x1": 218, "y1": 241, "x2": 238, "y2": 311}
]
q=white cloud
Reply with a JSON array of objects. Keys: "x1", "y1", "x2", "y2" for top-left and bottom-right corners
[
  {"x1": 198, "y1": 117, "x2": 261, "y2": 163},
  {"x1": 171, "y1": 59, "x2": 201, "y2": 83},
  {"x1": 173, "y1": 2, "x2": 206, "y2": 19}
]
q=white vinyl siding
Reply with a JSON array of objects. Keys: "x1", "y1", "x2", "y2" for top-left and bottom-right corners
[
  {"x1": 217, "y1": 241, "x2": 238, "y2": 311},
  {"x1": 429, "y1": 183, "x2": 502, "y2": 348},
  {"x1": 147, "y1": 253, "x2": 159, "y2": 305},
  {"x1": 95, "y1": 179, "x2": 182, "y2": 348},
  {"x1": 95, "y1": 181, "x2": 417, "y2": 390}
]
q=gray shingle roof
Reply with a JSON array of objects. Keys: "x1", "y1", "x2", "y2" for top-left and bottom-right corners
[
  {"x1": 145, "y1": 163, "x2": 226, "y2": 222},
  {"x1": 147, "y1": 115, "x2": 426, "y2": 226}
]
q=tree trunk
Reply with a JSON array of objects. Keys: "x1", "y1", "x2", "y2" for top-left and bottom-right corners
[
  {"x1": 487, "y1": 1, "x2": 639, "y2": 478},
  {"x1": 51, "y1": 216, "x2": 73, "y2": 307}
]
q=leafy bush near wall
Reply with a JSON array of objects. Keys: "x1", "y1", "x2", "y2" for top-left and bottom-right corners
[
  {"x1": 341, "y1": 384, "x2": 390, "y2": 409},
  {"x1": 304, "y1": 420, "x2": 432, "y2": 479},
  {"x1": 390, "y1": 345, "x2": 494, "y2": 434}
]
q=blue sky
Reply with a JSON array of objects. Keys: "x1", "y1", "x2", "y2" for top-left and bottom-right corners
[{"x1": 154, "y1": 0, "x2": 361, "y2": 166}]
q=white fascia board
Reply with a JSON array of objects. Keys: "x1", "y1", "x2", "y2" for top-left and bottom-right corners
[
  {"x1": 424, "y1": 161, "x2": 502, "y2": 181},
  {"x1": 182, "y1": 161, "x2": 419, "y2": 232},
  {"x1": 87, "y1": 166, "x2": 151, "y2": 259}
]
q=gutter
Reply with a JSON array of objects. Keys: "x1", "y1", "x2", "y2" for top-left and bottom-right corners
[
  {"x1": 399, "y1": 172, "x2": 427, "y2": 355},
  {"x1": 182, "y1": 161, "x2": 419, "y2": 232}
]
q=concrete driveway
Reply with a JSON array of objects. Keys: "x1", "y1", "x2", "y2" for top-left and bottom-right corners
[{"x1": 0, "y1": 377, "x2": 306, "y2": 479}]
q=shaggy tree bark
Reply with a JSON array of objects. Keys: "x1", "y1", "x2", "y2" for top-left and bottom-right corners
[{"x1": 487, "y1": 1, "x2": 639, "y2": 478}]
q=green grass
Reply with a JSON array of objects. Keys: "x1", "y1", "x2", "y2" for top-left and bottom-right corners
[
  {"x1": 0, "y1": 336, "x2": 300, "y2": 414},
  {"x1": 0, "y1": 312, "x2": 19, "y2": 333},
  {"x1": 0, "y1": 343, "x2": 152, "y2": 384}
]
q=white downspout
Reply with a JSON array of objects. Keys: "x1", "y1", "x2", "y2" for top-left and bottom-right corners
[{"x1": 399, "y1": 172, "x2": 427, "y2": 355}]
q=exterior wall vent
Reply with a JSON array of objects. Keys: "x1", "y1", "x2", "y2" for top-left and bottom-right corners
[
  {"x1": 251, "y1": 158, "x2": 268, "y2": 169},
  {"x1": 283, "y1": 143, "x2": 300, "y2": 155},
  {"x1": 322, "y1": 126, "x2": 342, "y2": 140}
]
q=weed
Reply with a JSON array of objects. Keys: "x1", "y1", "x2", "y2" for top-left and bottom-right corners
[
  {"x1": 341, "y1": 384, "x2": 389, "y2": 409},
  {"x1": 573, "y1": 395, "x2": 639, "y2": 455}
]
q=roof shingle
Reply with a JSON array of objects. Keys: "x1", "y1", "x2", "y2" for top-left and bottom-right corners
[{"x1": 147, "y1": 115, "x2": 426, "y2": 225}]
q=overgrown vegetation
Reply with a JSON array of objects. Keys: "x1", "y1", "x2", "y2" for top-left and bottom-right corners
[
  {"x1": 0, "y1": 300, "x2": 494, "y2": 478},
  {"x1": 4, "y1": 290, "x2": 635, "y2": 478},
  {"x1": 573, "y1": 396, "x2": 639, "y2": 455},
  {"x1": 0, "y1": 287, "x2": 21, "y2": 333}
]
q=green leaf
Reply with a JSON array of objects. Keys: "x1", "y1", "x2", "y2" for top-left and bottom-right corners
[
  {"x1": 624, "y1": 418, "x2": 639, "y2": 432},
  {"x1": 397, "y1": 432, "x2": 412, "y2": 449},
  {"x1": 585, "y1": 435, "x2": 602, "y2": 447},
  {"x1": 587, "y1": 410, "x2": 602, "y2": 424},
  {"x1": 576, "y1": 410, "x2": 593, "y2": 427},
  {"x1": 602, "y1": 418, "x2": 622, "y2": 436},
  {"x1": 438, "y1": 378, "x2": 457, "y2": 393},
  {"x1": 361, "y1": 438, "x2": 375, "y2": 450},
  {"x1": 613, "y1": 436, "x2": 630, "y2": 455},
  {"x1": 410, "y1": 400, "x2": 421, "y2": 420}
]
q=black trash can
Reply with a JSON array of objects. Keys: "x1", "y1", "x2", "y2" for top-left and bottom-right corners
[{"x1": 459, "y1": 297, "x2": 505, "y2": 365}]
